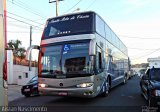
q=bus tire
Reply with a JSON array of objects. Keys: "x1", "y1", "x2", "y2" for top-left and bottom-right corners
[
  {"x1": 24, "y1": 94, "x2": 31, "y2": 97},
  {"x1": 123, "y1": 75, "x2": 127, "y2": 84},
  {"x1": 101, "y1": 79, "x2": 110, "y2": 97}
]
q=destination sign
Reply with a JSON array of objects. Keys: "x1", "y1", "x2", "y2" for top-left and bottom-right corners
[
  {"x1": 50, "y1": 14, "x2": 90, "y2": 23},
  {"x1": 43, "y1": 12, "x2": 94, "y2": 38}
]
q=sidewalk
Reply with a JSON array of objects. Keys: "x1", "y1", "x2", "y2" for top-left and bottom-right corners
[{"x1": 8, "y1": 85, "x2": 24, "y2": 102}]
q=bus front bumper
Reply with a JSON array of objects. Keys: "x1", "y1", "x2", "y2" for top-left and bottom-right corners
[{"x1": 39, "y1": 86, "x2": 96, "y2": 98}]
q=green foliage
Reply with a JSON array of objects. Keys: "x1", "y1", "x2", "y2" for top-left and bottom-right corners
[{"x1": 8, "y1": 39, "x2": 26, "y2": 60}]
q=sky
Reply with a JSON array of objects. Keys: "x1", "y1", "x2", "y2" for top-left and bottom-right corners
[{"x1": 6, "y1": 0, "x2": 160, "y2": 64}]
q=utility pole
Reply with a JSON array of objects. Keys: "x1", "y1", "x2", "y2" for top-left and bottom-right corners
[
  {"x1": 29, "y1": 26, "x2": 32, "y2": 71},
  {"x1": 49, "y1": 0, "x2": 64, "y2": 17},
  {"x1": 0, "y1": 0, "x2": 8, "y2": 106}
]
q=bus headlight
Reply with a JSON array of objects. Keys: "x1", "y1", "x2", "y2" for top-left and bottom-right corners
[
  {"x1": 155, "y1": 90, "x2": 160, "y2": 96},
  {"x1": 76, "y1": 83, "x2": 93, "y2": 88},
  {"x1": 39, "y1": 83, "x2": 48, "y2": 88}
]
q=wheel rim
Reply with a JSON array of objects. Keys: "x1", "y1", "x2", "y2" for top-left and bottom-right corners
[
  {"x1": 106, "y1": 79, "x2": 109, "y2": 94},
  {"x1": 148, "y1": 98, "x2": 151, "y2": 106},
  {"x1": 124, "y1": 76, "x2": 126, "y2": 83}
]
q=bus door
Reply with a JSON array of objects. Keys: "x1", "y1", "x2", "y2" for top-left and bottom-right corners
[{"x1": 95, "y1": 45, "x2": 105, "y2": 86}]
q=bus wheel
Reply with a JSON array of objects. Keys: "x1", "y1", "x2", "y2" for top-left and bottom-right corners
[
  {"x1": 24, "y1": 94, "x2": 31, "y2": 97},
  {"x1": 101, "y1": 79, "x2": 110, "y2": 97},
  {"x1": 123, "y1": 75, "x2": 127, "y2": 84}
]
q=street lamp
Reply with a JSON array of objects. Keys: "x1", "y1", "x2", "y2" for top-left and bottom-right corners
[{"x1": 49, "y1": 0, "x2": 64, "y2": 17}]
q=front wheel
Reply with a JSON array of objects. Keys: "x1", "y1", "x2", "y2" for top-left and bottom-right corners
[
  {"x1": 24, "y1": 94, "x2": 31, "y2": 97},
  {"x1": 101, "y1": 78, "x2": 110, "y2": 97}
]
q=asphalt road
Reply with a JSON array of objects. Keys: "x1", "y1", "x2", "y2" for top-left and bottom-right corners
[{"x1": 9, "y1": 76, "x2": 148, "y2": 112}]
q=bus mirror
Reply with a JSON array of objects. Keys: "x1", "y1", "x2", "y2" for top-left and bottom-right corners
[
  {"x1": 89, "y1": 55, "x2": 95, "y2": 74},
  {"x1": 26, "y1": 45, "x2": 40, "y2": 60},
  {"x1": 90, "y1": 55, "x2": 94, "y2": 61},
  {"x1": 89, "y1": 40, "x2": 96, "y2": 55},
  {"x1": 89, "y1": 55, "x2": 95, "y2": 66}
]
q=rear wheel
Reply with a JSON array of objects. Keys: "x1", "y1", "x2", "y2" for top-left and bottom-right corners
[
  {"x1": 148, "y1": 94, "x2": 156, "y2": 107},
  {"x1": 123, "y1": 75, "x2": 127, "y2": 84},
  {"x1": 148, "y1": 97, "x2": 154, "y2": 107}
]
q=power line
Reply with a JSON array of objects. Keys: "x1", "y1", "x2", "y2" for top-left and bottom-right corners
[
  {"x1": 9, "y1": 0, "x2": 46, "y2": 19},
  {"x1": 8, "y1": 22, "x2": 43, "y2": 31},
  {"x1": 7, "y1": 11, "x2": 45, "y2": 26},
  {"x1": 85, "y1": 0, "x2": 96, "y2": 10},
  {"x1": 7, "y1": 31, "x2": 42, "y2": 33},
  {"x1": 7, "y1": 31, "x2": 29, "y2": 33},
  {"x1": 15, "y1": 0, "x2": 47, "y2": 17},
  {"x1": 119, "y1": 35, "x2": 160, "y2": 39},
  {"x1": 128, "y1": 47, "x2": 159, "y2": 50},
  {"x1": 7, "y1": 0, "x2": 46, "y2": 19},
  {"x1": 7, "y1": 16, "x2": 43, "y2": 30},
  {"x1": 64, "y1": 0, "x2": 82, "y2": 13},
  {"x1": 131, "y1": 48, "x2": 160, "y2": 60}
]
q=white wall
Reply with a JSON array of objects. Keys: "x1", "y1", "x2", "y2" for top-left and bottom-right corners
[
  {"x1": 8, "y1": 65, "x2": 37, "y2": 85},
  {"x1": 148, "y1": 61, "x2": 160, "y2": 68},
  {"x1": 15, "y1": 65, "x2": 37, "y2": 85},
  {"x1": 148, "y1": 58, "x2": 160, "y2": 68},
  {"x1": 7, "y1": 50, "x2": 38, "y2": 85}
]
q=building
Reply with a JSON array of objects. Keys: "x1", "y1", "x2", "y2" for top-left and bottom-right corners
[
  {"x1": 7, "y1": 50, "x2": 37, "y2": 85},
  {"x1": 148, "y1": 57, "x2": 160, "y2": 68}
]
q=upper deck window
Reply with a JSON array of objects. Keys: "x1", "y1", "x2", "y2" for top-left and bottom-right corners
[
  {"x1": 43, "y1": 12, "x2": 95, "y2": 39},
  {"x1": 96, "y1": 15, "x2": 105, "y2": 37}
]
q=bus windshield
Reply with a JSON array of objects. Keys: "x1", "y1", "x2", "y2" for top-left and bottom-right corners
[
  {"x1": 40, "y1": 43, "x2": 92, "y2": 78},
  {"x1": 43, "y1": 13, "x2": 94, "y2": 38}
]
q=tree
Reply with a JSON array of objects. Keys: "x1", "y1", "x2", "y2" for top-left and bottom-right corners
[{"x1": 8, "y1": 39, "x2": 26, "y2": 64}]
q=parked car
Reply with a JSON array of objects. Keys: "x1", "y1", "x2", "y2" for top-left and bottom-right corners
[
  {"x1": 21, "y1": 76, "x2": 39, "y2": 97},
  {"x1": 140, "y1": 67, "x2": 160, "y2": 107}
]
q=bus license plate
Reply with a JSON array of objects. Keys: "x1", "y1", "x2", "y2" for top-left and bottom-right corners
[
  {"x1": 24, "y1": 89, "x2": 30, "y2": 92},
  {"x1": 58, "y1": 92, "x2": 68, "y2": 96}
]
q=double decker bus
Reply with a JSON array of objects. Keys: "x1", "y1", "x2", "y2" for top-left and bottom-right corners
[
  {"x1": 0, "y1": 0, "x2": 8, "y2": 106},
  {"x1": 27, "y1": 11, "x2": 129, "y2": 98}
]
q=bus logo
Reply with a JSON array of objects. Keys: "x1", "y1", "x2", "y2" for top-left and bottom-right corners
[
  {"x1": 59, "y1": 83, "x2": 63, "y2": 87},
  {"x1": 63, "y1": 44, "x2": 70, "y2": 54}
]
